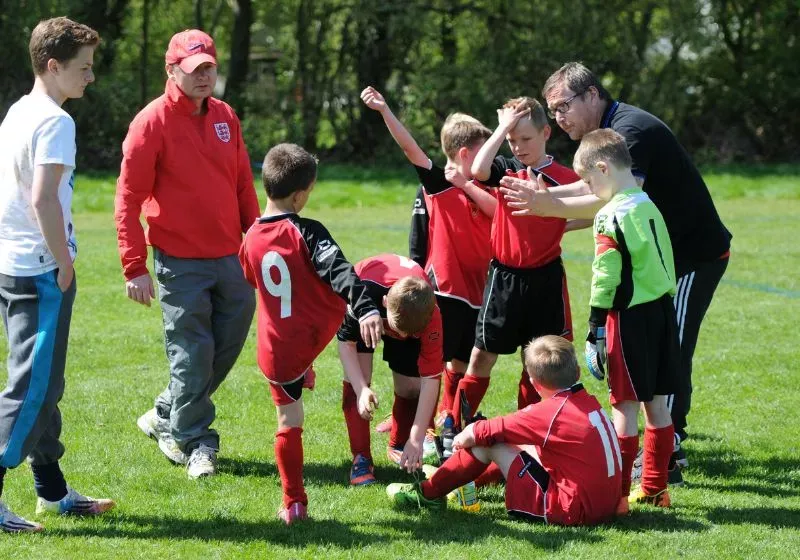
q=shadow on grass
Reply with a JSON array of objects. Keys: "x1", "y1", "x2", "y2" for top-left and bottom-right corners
[
  {"x1": 704, "y1": 506, "x2": 800, "y2": 529},
  {"x1": 46, "y1": 510, "x2": 602, "y2": 551},
  {"x1": 219, "y1": 456, "x2": 428, "y2": 487},
  {"x1": 684, "y1": 442, "x2": 799, "y2": 498}
]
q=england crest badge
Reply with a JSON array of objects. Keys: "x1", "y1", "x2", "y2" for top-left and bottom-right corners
[{"x1": 214, "y1": 122, "x2": 231, "y2": 143}]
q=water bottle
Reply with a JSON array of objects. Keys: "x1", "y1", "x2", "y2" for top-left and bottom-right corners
[
  {"x1": 441, "y1": 415, "x2": 454, "y2": 459},
  {"x1": 454, "y1": 480, "x2": 480, "y2": 512}
]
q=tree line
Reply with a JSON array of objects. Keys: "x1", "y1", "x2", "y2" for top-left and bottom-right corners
[{"x1": 1, "y1": 0, "x2": 797, "y2": 170}]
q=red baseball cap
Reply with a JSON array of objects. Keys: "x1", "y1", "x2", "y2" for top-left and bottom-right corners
[{"x1": 165, "y1": 29, "x2": 217, "y2": 73}]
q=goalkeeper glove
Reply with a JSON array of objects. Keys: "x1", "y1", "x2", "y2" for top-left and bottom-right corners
[{"x1": 585, "y1": 325, "x2": 607, "y2": 381}]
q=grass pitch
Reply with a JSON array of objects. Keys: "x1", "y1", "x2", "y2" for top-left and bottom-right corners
[{"x1": 0, "y1": 165, "x2": 798, "y2": 559}]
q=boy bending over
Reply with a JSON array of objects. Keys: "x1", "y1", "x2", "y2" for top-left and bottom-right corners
[
  {"x1": 239, "y1": 144, "x2": 382, "y2": 524},
  {"x1": 577, "y1": 129, "x2": 679, "y2": 507},
  {"x1": 388, "y1": 336, "x2": 623, "y2": 525},
  {"x1": 338, "y1": 254, "x2": 444, "y2": 482}
]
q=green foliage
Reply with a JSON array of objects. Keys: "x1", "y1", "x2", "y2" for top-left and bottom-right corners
[
  {"x1": 0, "y1": 1, "x2": 798, "y2": 170},
  {"x1": 0, "y1": 167, "x2": 799, "y2": 558}
]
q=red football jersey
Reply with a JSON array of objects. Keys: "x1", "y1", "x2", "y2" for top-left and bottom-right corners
[
  {"x1": 472, "y1": 384, "x2": 623, "y2": 525},
  {"x1": 487, "y1": 156, "x2": 578, "y2": 269},
  {"x1": 239, "y1": 214, "x2": 378, "y2": 384},
  {"x1": 355, "y1": 254, "x2": 444, "y2": 378},
  {"x1": 423, "y1": 179, "x2": 491, "y2": 308}
]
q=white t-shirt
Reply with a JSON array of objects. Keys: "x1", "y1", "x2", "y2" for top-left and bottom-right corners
[{"x1": 0, "y1": 93, "x2": 77, "y2": 276}]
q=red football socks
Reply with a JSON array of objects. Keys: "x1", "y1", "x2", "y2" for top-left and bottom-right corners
[
  {"x1": 275, "y1": 427, "x2": 307, "y2": 507},
  {"x1": 517, "y1": 369, "x2": 542, "y2": 409},
  {"x1": 389, "y1": 393, "x2": 418, "y2": 449},
  {"x1": 440, "y1": 366, "x2": 464, "y2": 414},
  {"x1": 421, "y1": 449, "x2": 489, "y2": 499},
  {"x1": 474, "y1": 462, "x2": 504, "y2": 487},
  {"x1": 342, "y1": 381, "x2": 371, "y2": 459},
  {"x1": 618, "y1": 434, "x2": 639, "y2": 497},
  {"x1": 452, "y1": 375, "x2": 490, "y2": 428},
  {"x1": 641, "y1": 424, "x2": 675, "y2": 495}
]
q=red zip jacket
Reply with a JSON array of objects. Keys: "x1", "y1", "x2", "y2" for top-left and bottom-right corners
[{"x1": 115, "y1": 80, "x2": 260, "y2": 280}]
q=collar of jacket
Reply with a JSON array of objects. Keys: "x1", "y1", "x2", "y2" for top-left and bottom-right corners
[{"x1": 164, "y1": 79, "x2": 209, "y2": 115}]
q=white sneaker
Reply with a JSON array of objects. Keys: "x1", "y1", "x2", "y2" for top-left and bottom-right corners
[
  {"x1": 158, "y1": 436, "x2": 188, "y2": 465},
  {"x1": 136, "y1": 408, "x2": 168, "y2": 440},
  {"x1": 138, "y1": 408, "x2": 187, "y2": 465},
  {"x1": 35, "y1": 486, "x2": 115, "y2": 516},
  {"x1": 0, "y1": 500, "x2": 43, "y2": 533},
  {"x1": 187, "y1": 444, "x2": 217, "y2": 479}
]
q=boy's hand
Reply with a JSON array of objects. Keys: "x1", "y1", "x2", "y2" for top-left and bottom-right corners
[
  {"x1": 357, "y1": 387, "x2": 379, "y2": 420},
  {"x1": 400, "y1": 438, "x2": 423, "y2": 473},
  {"x1": 360, "y1": 86, "x2": 388, "y2": 113},
  {"x1": 57, "y1": 263, "x2": 74, "y2": 293},
  {"x1": 497, "y1": 105, "x2": 531, "y2": 132},
  {"x1": 453, "y1": 424, "x2": 476, "y2": 451},
  {"x1": 303, "y1": 365, "x2": 316, "y2": 390},
  {"x1": 444, "y1": 165, "x2": 468, "y2": 188},
  {"x1": 359, "y1": 313, "x2": 383, "y2": 349},
  {"x1": 585, "y1": 326, "x2": 607, "y2": 380}
]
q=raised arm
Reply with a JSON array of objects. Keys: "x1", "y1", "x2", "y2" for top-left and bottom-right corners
[
  {"x1": 361, "y1": 86, "x2": 429, "y2": 169},
  {"x1": 471, "y1": 105, "x2": 530, "y2": 182}
]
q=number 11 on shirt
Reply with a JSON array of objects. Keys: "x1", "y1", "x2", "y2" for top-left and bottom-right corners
[{"x1": 588, "y1": 409, "x2": 622, "y2": 477}]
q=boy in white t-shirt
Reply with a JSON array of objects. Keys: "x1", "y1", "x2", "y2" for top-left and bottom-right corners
[{"x1": 0, "y1": 17, "x2": 114, "y2": 533}]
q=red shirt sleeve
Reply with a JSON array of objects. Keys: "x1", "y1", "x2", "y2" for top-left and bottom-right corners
[
  {"x1": 232, "y1": 115, "x2": 260, "y2": 232},
  {"x1": 115, "y1": 112, "x2": 162, "y2": 280},
  {"x1": 238, "y1": 231, "x2": 258, "y2": 288},
  {"x1": 471, "y1": 405, "x2": 548, "y2": 447},
  {"x1": 416, "y1": 305, "x2": 444, "y2": 378}
]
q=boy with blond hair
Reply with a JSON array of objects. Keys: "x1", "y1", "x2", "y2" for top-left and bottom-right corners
[
  {"x1": 0, "y1": 17, "x2": 114, "y2": 533},
  {"x1": 337, "y1": 253, "x2": 445, "y2": 482},
  {"x1": 361, "y1": 87, "x2": 493, "y2": 424},
  {"x1": 387, "y1": 335, "x2": 623, "y2": 525},
  {"x1": 238, "y1": 143, "x2": 383, "y2": 524},
  {"x1": 575, "y1": 129, "x2": 679, "y2": 507},
  {"x1": 452, "y1": 96, "x2": 580, "y2": 427}
]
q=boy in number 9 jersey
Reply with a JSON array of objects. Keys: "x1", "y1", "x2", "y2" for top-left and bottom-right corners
[{"x1": 238, "y1": 144, "x2": 382, "y2": 525}]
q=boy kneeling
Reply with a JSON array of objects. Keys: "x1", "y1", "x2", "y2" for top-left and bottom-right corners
[{"x1": 388, "y1": 336, "x2": 623, "y2": 526}]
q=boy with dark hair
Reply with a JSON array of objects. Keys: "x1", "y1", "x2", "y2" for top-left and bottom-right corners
[
  {"x1": 337, "y1": 253, "x2": 445, "y2": 483},
  {"x1": 451, "y1": 96, "x2": 580, "y2": 427},
  {"x1": 361, "y1": 87, "x2": 493, "y2": 422},
  {"x1": 387, "y1": 335, "x2": 623, "y2": 526},
  {"x1": 575, "y1": 129, "x2": 678, "y2": 507},
  {"x1": 239, "y1": 143, "x2": 383, "y2": 524},
  {"x1": 0, "y1": 17, "x2": 113, "y2": 533}
]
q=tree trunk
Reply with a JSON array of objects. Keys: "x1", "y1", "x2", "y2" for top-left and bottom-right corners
[
  {"x1": 140, "y1": 0, "x2": 150, "y2": 109},
  {"x1": 224, "y1": 0, "x2": 253, "y2": 118}
]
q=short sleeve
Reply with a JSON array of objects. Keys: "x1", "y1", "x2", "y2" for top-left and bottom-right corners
[
  {"x1": 414, "y1": 163, "x2": 451, "y2": 195},
  {"x1": 487, "y1": 155, "x2": 522, "y2": 187},
  {"x1": 33, "y1": 115, "x2": 76, "y2": 168}
]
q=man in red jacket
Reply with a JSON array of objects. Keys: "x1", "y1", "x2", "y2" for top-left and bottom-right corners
[{"x1": 115, "y1": 30, "x2": 260, "y2": 479}]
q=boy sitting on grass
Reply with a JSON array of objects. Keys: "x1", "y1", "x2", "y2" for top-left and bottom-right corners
[
  {"x1": 576, "y1": 129, "x2": 679, "y2": 507},
  {"x1": 387, "y1": 335, "x2": 623, "y2": 526},
  {"x1": 238, "y1": 143, "x2": 383, "y2": 524}
]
